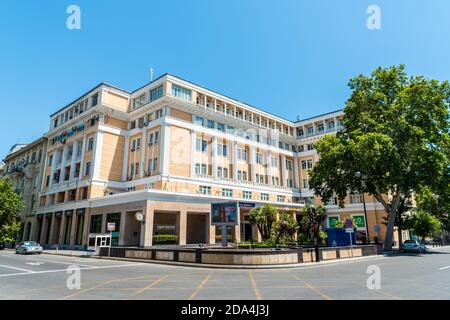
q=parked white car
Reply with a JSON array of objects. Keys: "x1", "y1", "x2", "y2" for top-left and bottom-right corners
[{"x1": 15, "y1": 241, "x2": 43, "y2": 255}]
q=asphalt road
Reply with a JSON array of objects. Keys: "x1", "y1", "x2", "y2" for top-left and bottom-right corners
[{"x1": 0, "y1": 247, "x2": 449, "y2": 300}]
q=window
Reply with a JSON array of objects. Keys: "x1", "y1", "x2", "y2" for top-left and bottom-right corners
[
  {"x1": 148, "y1": 133, "x2": 154, "y2": 145},
  {"x1": 237, "y1": 148, "x2": 247, "y2": 161},
  {"x1": 222, "y1": 188, "x2": 233, "y2": 197},
  {"x1": 87, "y1": 137, "x2": 94, "y2": 151},
  {"x1": 172, "y1": 85, "x2": 192, "y2": 101},
  {"x1": 271, "y1": 157, "x2": 278, "y2": 168},
  {"x1": 327, "y1": 121, "x2": 335, "y2": 129},
  {"x1": 307, "y1": 126, "x2": 314, "y2": 134},
  {"x1": 89, "y1": 215, "x2": 102, "y2": 234},
  {"x1": 317, "y1": 123, "x2": 324, "y2": 132},
  {"x1": 286, "y1": 160, "x2": 293, "y2": 170},
  {"x1": 155, "y1": 109, "x2": 163, "y2": 119},
  {"x1": 194, "y1": 116, "x2": 204, "y2": 126},
  {"x1": 45, "y1": 175, "x2": 50, "y2": 187},
  {"x1": 217, "y1": 144, "x2": 227, "y2": 157},
  {"x1": 147, "y1": 159, "x2": 152, "y2": 175},
  {"x1": 136, "y1": 138, "x2": 141, "y2": 150},
  {"x1": 130, "y1": 121, "x2": 136, "y2": 130},
  {"x1": 243, "y1": 191, "x2": 252, "y2": 200},
  {"x1": 207, "y1": 120, "x2": 215, "y2": 129},
  {"x1": 195, "y1": 163, "x2": 207, "y2": 175},
  {"x1": 134, "y1": 162, "x2": 140, "y2": 175},
  {"x1": 277, "y1": 195, "x2": 286, "y2": 202},
  {"x1": 260, "y1": 193, "x2": 269, "y2": 201},
  {"x1": 81, "y1": 187, "x2": 88, "y2": 200},
  {"x1": 217, "y1": 123, "x2": 225, "y2": 132},
  {"x1": 237, "y1": 170, "x2": 247, "y2": 181},
  {"x1": 256, "y1": 153, "x2": 264, "y2": 164},
  {"x1": 196, "y1": 139, "x2": 207, "y2": 152},
  {"x1": 154, "y1": 131, "x2": 159, "y2": 144},
  {"x1": 199, "y1": 185, "x2": 211, "y2": 195},
  {"x1": 217, "y1": 166, "x2": 228, "y2": 178},
  {"x1": 307, "y1": 144, "x2": 315, "y2": 151},
  {"x1": 226, "y1": 126, "x2": 235, "y2": 134},
  {"x1": 53, "y1": 119, "x2": 58, "y2": 128},
  {"x1": 48, "y1": 154, "x2": 53, "y2": 167},
  {"x1": 85, "y1": 162, "x2": 91, "y2": 176},
  {"x1": 307, "y1": 159, "x2": 313, "y2": 169},
  {"x1": 302, "y1": 178, "x2": 309, "y2": 189},
  {"x1": 152, "y1": 158, "x2": 158, "y2": 172},
  {"x1": 150, "y1": 85, "x2": 163, "y2": 102},
  {"x1": 301, "y1": 160, "x2": 307, "y2": 170},
  {"x1": 272, "y1": 176, "x2": 280, "y2": 186},
  {"x1": 91, "y1": 93, "x2": 99, "y2": 107},
  {"x1": 255, "y1": 174, "x2": 265, "y2": 184},
  {"x1": 133, "y1": 94, "x2": 146, "y2": 109},
  {"x1": 349, "y1": 194, "x2": 364, "y2": 204},
  {"x1": 287, "y1": 179, "x2": 293, "y2": 188}
]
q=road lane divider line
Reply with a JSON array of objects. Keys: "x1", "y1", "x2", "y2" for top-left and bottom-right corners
[
  {"x1": 0, "y1": 263, "x2": 142, "y2": 278},
  {"x1": 293, "y1": 275, "x2": 332, "y2": 300},
  {"x1": 0, "y1": 264, "x2": 35, "y2": 273},
  {"x1": 248, "y1": 271, "x2": 263, "y2": 300},
  {"x1": 438, "y1": 266, "x2": 450, "y2": 270},
  {"x1": 124, "y1": 275, "x2": 171, "y2": 299},
  {"x1": 27, "y1": 257, "x2": 93, "y2": 267},
  {"x1": 189, "y1": 272, "x2": 213, "y2": 300}
]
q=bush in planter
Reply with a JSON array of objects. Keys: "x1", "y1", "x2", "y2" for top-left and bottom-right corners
[{"x1": 153, "y1": 234, "x2": 178, "y2": 244}]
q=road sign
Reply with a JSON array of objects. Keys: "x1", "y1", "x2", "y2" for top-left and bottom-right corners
[
  {"x1": 107, "y1": 222, "x2": 116, "y2": 232},
  {"x1": 345, "y1": 219, "x2": 353, "y2": 228},
  {"x1": 346, "y1": 228, "x2": 354, "y2": 233}
]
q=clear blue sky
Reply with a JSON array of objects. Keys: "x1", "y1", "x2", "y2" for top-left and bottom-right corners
[{"x1": 1, "y1": 0, "x2": 450, "y2": 157}]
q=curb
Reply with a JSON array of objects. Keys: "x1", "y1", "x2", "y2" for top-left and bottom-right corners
[{"x1": 97, "y1": 254, "x2": 383, "y2": 270}]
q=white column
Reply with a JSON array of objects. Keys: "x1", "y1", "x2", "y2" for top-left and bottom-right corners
[
  {"x1": 91, "y1": 131, "x2": 104, "y2": 180},
  {"x1": 40, "y1": 151, "x2": 49, "y2": 190},
  {"x1": 60, "y1": 145, "x2": 68, "y2": 176},
  {"x1": 249, "y1": 145, "x2": 256, "y2": 182},
  {"x1": 190, "y1": 131, "x2": 196, "y2": 177},
  {"x1": 160, "y1": 125, "x2": 170, "y2": 176},
  {"x1": 294, "y1": 158, "x2": 300, "y2": 189},
  {"x1": 212, "y1": 136, "x2": 218, "y2": 178},
  {"x1": 69, "y1": 141, "x2": 79, "y2": 180},
  {"x1": 78, "y1": 136, "x2": 87, "y2": 181},
  {"x1": 122, "y1": 136, "x2": 130, "y2": 181},
  {"x1": 233, "y1": 141, "x2": 238, "y2": 179},
  {"x1": 281, "y1": 155, "x2": 287, "y2": 187},
  {"x1": 266, "y1": 151, "x2": 272, "y2": 185},
  {"x1": 140, "y1": 128, "x2": 146, "y2": 178}
]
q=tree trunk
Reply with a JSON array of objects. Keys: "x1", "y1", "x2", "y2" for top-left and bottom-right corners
[
  {"x1": 397, "y1": 227, "x2": 403, "y2": 248},
  {"x1": 384, "y1": 208, "x2": 396, "y2": 251}
]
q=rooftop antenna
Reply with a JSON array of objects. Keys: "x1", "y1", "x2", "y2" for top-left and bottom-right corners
[
  {"x1": 150, "y1": 67, "x2": 154, "y2": 82},
  {"x1": 296, "y1": 115, "x2": 301, "y2": 121}
]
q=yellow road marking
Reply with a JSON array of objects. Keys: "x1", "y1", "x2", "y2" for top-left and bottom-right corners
[
  {"x1": 189, "y1": 272, "x2": 212, "y2": 300},
  {"x1": 125, "y1": 275, "x2": 170, "y2": 298},
  {"x1": 248, "y1": 271, "x2": 262, "y2": 300},
  {"x1": 293, "y1": 275, "x2": 332, "y2": 300},
  {"x1": 59, "y1": 274, "x2": 164, "y2": 300}
]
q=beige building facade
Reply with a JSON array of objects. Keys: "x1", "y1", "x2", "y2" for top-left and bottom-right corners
[{"x1": 2, "y1": 73, "x2": 400, "y2": 248}]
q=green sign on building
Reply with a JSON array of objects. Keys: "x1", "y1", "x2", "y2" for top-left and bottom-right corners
[
  {"x1": 328, "y1": 216, "x2": 340, "y2": 228},
  {"x1": 353, "y1": 215, "x2": 366, "y2": 228}
]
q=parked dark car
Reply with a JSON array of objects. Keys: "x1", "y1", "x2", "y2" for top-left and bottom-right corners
[{"x1": 400, "y1": 240, "x2": 427, "y2": 253}]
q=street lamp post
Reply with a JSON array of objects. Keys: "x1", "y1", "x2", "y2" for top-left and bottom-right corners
[{"x1": 355, "y1": 171, "x2": 370, "y2": 244}]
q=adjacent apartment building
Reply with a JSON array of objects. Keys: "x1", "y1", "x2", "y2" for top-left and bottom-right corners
[{"x1": 2, "y1": 73, "x2": 404, "y2": 249}]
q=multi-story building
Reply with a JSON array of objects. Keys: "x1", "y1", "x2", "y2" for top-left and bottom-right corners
[
  {"x1": 2, "y1": 139, "x2": 47, "y2": 241},
  {"x1": 3, "y1": 73, "x2": 402, "y2": 249}
]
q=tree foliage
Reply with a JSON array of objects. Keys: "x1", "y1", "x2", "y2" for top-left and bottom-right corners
[
  {"x1": 408, "y1": 210, "x2": 442, "y2": 242},
  {"x1": 0, "y1": 177, "x2": 24, "y2": 244},
  {"x1": 248, "y1": 204, "x2": 277, "y2": 242},
  {"x1": 309, "y1": 65, "x2": 450, "y2": 251},
  {"x1": 299, "y1": 204, "x2": 327, "y2": 243}
]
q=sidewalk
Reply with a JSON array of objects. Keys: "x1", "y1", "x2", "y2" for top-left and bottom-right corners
[{"x1": 42, "y1": 249, "x2": 96, "y2": 258}]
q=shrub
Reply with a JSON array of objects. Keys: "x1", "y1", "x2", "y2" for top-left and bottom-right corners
[{"x1": 153, "y1": 234, "x2": 178, "y2": 243}]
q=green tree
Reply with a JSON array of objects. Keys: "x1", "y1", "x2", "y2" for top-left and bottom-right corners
[
  {"x1": 248, "y1": 204, "x2": 277, "y2": 242},
  {"x1": 0, "y1": 177, "x2": 24, "y2": 245},
  {"x1": 409, "y1": 210, "x2": 442, "y2": 242},
  {"x1": 309, "y1": 65, "x2": 450, "y2": 251},
  {"x1": 299, "y1": 204, "x2": 327, "y2": 243},
  {"x1": 274, "y1": 212, "x2": 299, "y2": 244},
  {"x1": 416, "y1": 183, "x2": 450, "y2": 232}
]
